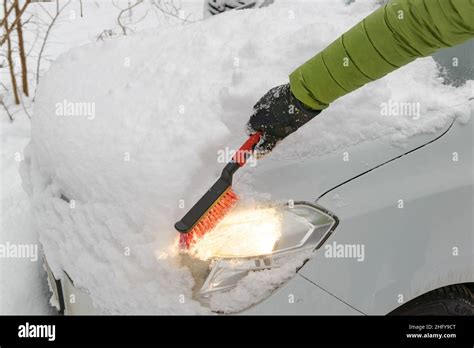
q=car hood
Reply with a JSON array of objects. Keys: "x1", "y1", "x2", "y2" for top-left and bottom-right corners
[{"x1": 240, "y1": 120, "x2": 454, "y2": 202}]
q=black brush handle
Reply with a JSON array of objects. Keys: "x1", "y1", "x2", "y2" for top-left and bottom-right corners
[
  {"x1": 174, "y1": 133, "x2": 262, "y2": 234},
  {"x1": 174, "y1": 175, "x2": 232, "y2": 233}
]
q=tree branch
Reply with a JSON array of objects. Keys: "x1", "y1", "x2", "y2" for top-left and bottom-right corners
[
  {"x1": 35, "y1": 0, "x2": 71, "y2": 88},
  {"x1": 14, "y1": 0, "x2": 29, "y2": 96},
  {"x1": 0, "y1": 0, "x2": 31, "y2": 47},
  {"x1": 117, "y1": 0, "x2": 143, "y2": 36},
  {"x1": 0, "y1": 98, "x2": 14, "y2": 121},
  {"x1": 3, "y1": 0, "x2": 20, "y2": 105}
]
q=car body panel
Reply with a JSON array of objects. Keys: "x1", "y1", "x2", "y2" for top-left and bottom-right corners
[
  {"x1": 240, "y1": 123, "x2": 453, "y2": 203},
  {"x1": 243, "y1": 274, "x2": 362, "y2": 315},
  {"x1": 62, "y1": 273, "x2": 98, "y2": 315},
  {"x1": 45, "y1": 266, "x2": 360, "y2": 315},
  {"x1": 298, "y1": 119, "x2": 473, "y2": 314},
  {"x1": 44, "y1": 259, "x2": 98, "y2": 315}
]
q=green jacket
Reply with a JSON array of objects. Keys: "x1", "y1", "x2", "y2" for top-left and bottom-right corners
[{"x1": 290, "y1": 0, "x2": 474, "y2": 110}]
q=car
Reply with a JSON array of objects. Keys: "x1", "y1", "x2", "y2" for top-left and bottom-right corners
[
  {"x1": 44, "y1": 109, "x2": 473, "y2": 315},
  {"x1": 42, "y1": 31, "x2": 473, "y2": 317}
]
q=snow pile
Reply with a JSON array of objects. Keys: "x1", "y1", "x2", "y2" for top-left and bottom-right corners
[{"x1": 20, "y1": 1, "x2": 471, "y2": 314}]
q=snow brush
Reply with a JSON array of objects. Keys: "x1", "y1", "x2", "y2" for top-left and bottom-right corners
[{"x1": 175, "y1": 132, "x2": 262, "y2": 249}]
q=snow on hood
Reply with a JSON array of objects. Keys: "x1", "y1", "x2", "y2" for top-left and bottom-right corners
[{"x1": 20, "y1": 1, "x2": 471, "y2": 314}]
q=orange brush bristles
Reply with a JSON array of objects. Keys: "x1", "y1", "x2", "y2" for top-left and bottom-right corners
[{"x1": 179, "y1": 189, "x2": 239, "y2": 249}]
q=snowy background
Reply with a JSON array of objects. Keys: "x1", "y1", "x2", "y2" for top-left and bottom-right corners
[
  {"x1": 1, "y1": 0, "x2": 204, "y2": 314},
  {"x1": 1, "y1": 0, "x2": 472, "y2": 314}
]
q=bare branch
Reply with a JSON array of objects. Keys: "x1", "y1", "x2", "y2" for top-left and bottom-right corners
[
  {"x1": 18, "y1": 89, "x2": 32, "y2": 119},
  {"x1": 152, "y1": 0, "x2": 193, "y2": 24},
  {"x1": 117, "y1": 0, "x2": 143, "y2": 36},
  {"x1": 0, "y1": 0, "x2": 31, "y2": 47},
  {"x1": 0, "y1": 99, "x2": 14, "y2": 122},
  {"x1": 35, "y1": 0, "x2": 72, "y2": 89},
  {"x1": 36, "y1": 1, "x2": 54, "y2": 20},
  {"x1": 0, "y1": 82, "x2": 9, "y2": 92},
  {"x1": 15, "y1": 0, "x2": 30, "y2": 96},
  {"x1": 0, "y1": 0, "x2": 16, "y2": 28},
  {"x1": 3, "y1": 0, "x2": 20, "y2": 105}
]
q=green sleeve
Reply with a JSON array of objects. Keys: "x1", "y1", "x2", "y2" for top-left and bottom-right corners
[{"x1": 290, "y1": 0, "x2": 474, "y2": 110}]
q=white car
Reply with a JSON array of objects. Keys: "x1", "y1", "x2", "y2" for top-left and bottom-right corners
[
  {"x1": 42, "y1": 33, "x2": 473, "y2": 315},
  {"x1": 44, "y1": 94, "x2": 473, "y2": 316}
]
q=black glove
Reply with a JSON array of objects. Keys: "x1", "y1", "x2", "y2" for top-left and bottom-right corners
[{"x1": 246, "y1": 83, "x2": 321, "y2": 154}]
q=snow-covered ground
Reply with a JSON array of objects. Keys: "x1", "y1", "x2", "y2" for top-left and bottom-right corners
[
  {"x1": 0, "y1": 110, "x2": 51, "y2": 314},
  {"x1": 2, "y1": 0, "x2": 472, "y2": 314}
]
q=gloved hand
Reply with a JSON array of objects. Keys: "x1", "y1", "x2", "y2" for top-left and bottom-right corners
[{"x1": 246, "y1": 83, "x2": 321, "y2": 154}]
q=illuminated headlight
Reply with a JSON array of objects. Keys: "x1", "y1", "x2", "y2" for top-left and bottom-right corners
[{"x1": 183, "y1": 202, "x2": 338, "y2": 312}]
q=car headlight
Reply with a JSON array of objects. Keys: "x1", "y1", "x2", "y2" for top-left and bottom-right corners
[{"x1": 182, "y1": 202, "x2": 338, "y2": 312}]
